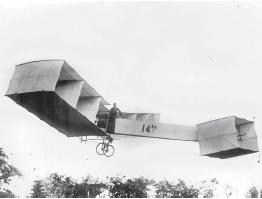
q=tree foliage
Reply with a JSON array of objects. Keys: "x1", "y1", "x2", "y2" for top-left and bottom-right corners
[
  {"x1": 31, "y1": 180, "x2": 46, "y2": 198},
  {"x1": 73, "y1": 174, "x2": 106, "y2": 198},
  {"x1": 0, "y1": 189, "x2": 16, "y2": 198},
  {"x1": 155, "y1": 179, "x2": 199, "y2": 198},
  {"x1": 29, "y1": 173, "x2": 247, "y2": 198},
  {"x1": 245, "y1": 186, "x2": 259, "y2": 198},
  {"x1": 0, "y1": 148, "x2": 22, "y2": 189},
  {"x1": 155, "y1": 179, "x2": 173, "y2": 197},
  {"x1": 39, "y1": 173, "x2": 106, "y2": 198},
  {"x1": 223, "y1": 183, "x2": 232, "y2": 198},
  {"x1": 173, "y1": 179, "x2": 199, "y2": 198},
  {"x1": 107, "y1": 174, "x2": 152, "y2": 198},
  {"x1": 199, "y1": 178, "x2": 219, "y2": 198},
  {"x1": 43, "y1": 173, "x2": 75, "y2": 198}
]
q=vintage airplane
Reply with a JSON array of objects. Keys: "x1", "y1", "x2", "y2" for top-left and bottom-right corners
[{"x1": 5, "y1": 60, "x2": 259, "y2": 158}]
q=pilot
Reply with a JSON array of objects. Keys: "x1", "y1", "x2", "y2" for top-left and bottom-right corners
[
  {"x1": 109, "y1": 103, "x2": 124, "y2": 119},
  {"x1": 107, "y1": 103, "x2": 124, "y2": 133}
]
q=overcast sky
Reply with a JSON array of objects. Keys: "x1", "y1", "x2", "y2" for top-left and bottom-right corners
[{"x1": 0, "y1": 1, "x2": 262, "y2": 197}]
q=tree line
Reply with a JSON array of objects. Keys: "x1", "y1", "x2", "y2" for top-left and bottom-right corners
[
  {"x1": 29, "y1": 175, "x2": 262, "y2": 198},
  {"x1": 30, "y1": 173, "x2": 201, "y2": 198},
  {"x1": 1, "y1": 147, "x2": 262, "y2": 198}
]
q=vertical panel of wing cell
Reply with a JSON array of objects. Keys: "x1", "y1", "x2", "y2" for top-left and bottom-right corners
[
  {"x1": 238, "y1": 122, "x2": 259, "y2": 152},
  {"x1": 136, "y1": 113, "x2": 150, "y2": 121},
  {"x1": 59, "y1": 61, "x2": 83, "y2": 81},
  {"x1": 76, "y1": 96, "x2": 102, "y2": 123},
  {"x1": 122, "y1": 113, "x2": 137, "y2": 120},
  {"x1": 97, "y1": 105, "x2": 109, "y2": 115},
  {"x1": 55, "y1": 61, "x2": 85, "y2": 108},
  {"x1": 197, "y1": 116, "x2": 259, "y2": 159},
  {"x1": 55, "y1": 80, "x2": 84, "y2": 108}
]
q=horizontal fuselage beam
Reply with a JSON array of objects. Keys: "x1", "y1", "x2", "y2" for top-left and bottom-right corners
[{"x1": 114, "y1": 119, "x2": 198, "y2": 141}]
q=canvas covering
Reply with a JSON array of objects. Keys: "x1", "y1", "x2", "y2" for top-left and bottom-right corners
[
  {"x1": 197, "y1": 116, "x2": 259, "y2": 158},
  {"x1": 5, "y1": 60, "x2": 109, "y2": 137},
  {"x1": 114, "y1": 119, "x2": 198, "y2": 141}
]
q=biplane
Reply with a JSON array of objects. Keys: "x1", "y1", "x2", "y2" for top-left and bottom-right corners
[{"x1": 5, "y1": 60, "x2": 259, "y2": 158}]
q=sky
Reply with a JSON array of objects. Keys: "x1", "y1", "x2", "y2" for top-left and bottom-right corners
[{"x1": 0, "y1": 1, "x2": 262, "y2": 197}]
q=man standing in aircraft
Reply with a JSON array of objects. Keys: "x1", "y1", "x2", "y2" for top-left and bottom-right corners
[
  {"x1": 107, "y1": 103, "x2": 124, "y2": 133},
  {"x1": 109, "y1": 103, "x2": 124, "y2": 119}
]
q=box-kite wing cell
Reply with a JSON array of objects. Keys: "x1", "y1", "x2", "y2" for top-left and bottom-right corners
[{"x1": 5, "y1": 60, "x2": 109, "y2": 137}]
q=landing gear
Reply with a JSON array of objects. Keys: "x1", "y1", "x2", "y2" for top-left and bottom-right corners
[
  {"x1": 104, "y1": 145, "x2": 115, "y2": 157},
  {"x1": 96, "y1": 138, "x2": 115, "y2": 157},
  {"x1": 96, "y1": 143, "x2": 105, "y2": 155},
  {"x1": 95, "y1": 114, "x2": 118, "y2": 157}
]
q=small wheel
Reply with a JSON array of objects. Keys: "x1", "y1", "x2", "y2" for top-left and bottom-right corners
[
  {"x1": 96, "y1": 143, "x2": 105, "y2": 155},
  {"x1": 103, "y1": 145, "x2": 115, "y2": 157}
]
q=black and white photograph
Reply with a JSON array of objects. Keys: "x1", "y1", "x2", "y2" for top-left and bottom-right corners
[{"x1": 0, "y1": 1, "x2": 262, "y2": 197}]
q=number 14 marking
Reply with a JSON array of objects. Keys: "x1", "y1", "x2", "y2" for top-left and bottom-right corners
[{"x1": 142, "y1": 124, "x2": 157, "y2": 133}]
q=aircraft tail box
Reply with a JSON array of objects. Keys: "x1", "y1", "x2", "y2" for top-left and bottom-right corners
[{"x1": 197, "y1": 116, "x2": 259, "y2": 159}]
